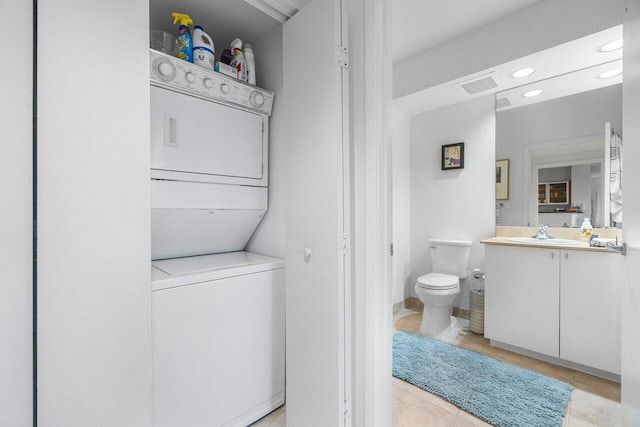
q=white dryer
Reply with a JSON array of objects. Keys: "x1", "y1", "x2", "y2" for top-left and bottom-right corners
[{"x1": 149, "y1": 48, "x2": 274, "y2": 260}]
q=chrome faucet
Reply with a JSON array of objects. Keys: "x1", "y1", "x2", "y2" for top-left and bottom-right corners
[
  {"x1": 532, "y1": 224, "x2": 554, "y2": 240},
  {"x1": 606, "y1": 237, "x2": 627, "y2": 255}
]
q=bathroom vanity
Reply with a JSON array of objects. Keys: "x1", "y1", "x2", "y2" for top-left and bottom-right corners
[{"x1": 482, "y1": 236, "x2": 621, "y2": 379}]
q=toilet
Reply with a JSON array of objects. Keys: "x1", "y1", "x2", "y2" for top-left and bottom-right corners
[{"x1": 415, "y1": 239, "x2": 472, "y2": 337}]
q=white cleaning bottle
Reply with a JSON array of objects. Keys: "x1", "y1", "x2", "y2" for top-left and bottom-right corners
[
  {"x1": 192, "y1": 25, "x2": 215, "y2": 70},
  {"x1": 230, "y1": 38, "x2": 248, "y2": 82},
  {"x1": 244, "y1": 43, "x2": 256, "y2": 85}
]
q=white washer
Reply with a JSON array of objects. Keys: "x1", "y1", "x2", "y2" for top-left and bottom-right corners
[{"x1": 151, "y1": 251, "x2": 285, "y2": 427}]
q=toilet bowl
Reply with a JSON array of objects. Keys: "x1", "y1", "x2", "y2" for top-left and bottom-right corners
[
  {"x1": 415, "y1": 273, "x2": 460, "y2": 336},
  {"x1": 415, "y1": 239, "x2": 472, "y2": 337}
]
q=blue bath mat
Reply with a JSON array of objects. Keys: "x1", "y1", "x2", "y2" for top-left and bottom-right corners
[{"x1": 393, "y1": 331, "x2": 573, "y2": 427}]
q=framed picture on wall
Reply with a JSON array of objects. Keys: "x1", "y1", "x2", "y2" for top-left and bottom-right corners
[
  {"x1": 441, "y1": 142, "x2": 465, "y2": 170},
  {"x1": 496, "y1": 159, "x2": 509, "y2": 200}
]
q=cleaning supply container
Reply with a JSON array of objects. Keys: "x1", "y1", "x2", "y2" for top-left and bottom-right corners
[
  {"x1": 244, "y1": 44, "x2": 256, "y2": 85},
  {"x1": 172, "y1": 12, "x2": 193, "y2": 62},
  {"x1": 192, "y1": 25, "x2": 215, "y2": 70},
  {"x1": 230, "y1": 38, "x2": 248, "y2": 82}
]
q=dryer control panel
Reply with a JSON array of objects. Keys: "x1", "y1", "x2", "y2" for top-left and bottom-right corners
[{"x1": 150, "y1": 49, "x2": 274, "y2": 116}]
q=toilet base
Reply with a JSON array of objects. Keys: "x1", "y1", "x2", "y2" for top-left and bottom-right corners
[{"x1": 420, "y1": 305, "x2": 454, "y2": 337}]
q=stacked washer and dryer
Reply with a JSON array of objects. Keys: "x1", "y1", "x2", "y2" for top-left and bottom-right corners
[{"x1": 149, "y1": 49, "x2": 285, "y2": 427}]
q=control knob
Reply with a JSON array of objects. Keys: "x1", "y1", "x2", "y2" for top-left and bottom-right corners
[
  {"x1": 220, "y1": 83, "x2": 230, "y2": 94},
  {"x1": 185, "y1": 72, "x2": 196, "y2": 84},
  {"x1": 153, "y1": 58, "x2": 176, "y2": 82},
  {"x1": 203, "y1": 78, "x2": 213, "y2": 89},
  {"x1": 249, "y1": 90, "x2": 265, "y2": 108}
]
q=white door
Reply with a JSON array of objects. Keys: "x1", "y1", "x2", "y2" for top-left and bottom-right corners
[
  {"x1": 0, "y1": 1, "x2": 33, "y2": 425},
  {"x1": 283, "y1": 0, "x2": 351, "y2": 425},
  {"x1": 622, "y1": 3, "x2": 640, "y2": 423}
]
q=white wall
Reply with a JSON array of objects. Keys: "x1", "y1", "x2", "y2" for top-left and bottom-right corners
[
  {"x1": 37, "y1": 1, "x2": 152, "y2": 425},
  {"x1": 246, "y1": 26, "x2": 286, "y2": 258},
  {"x1": 571, "y1": 164, "x2": 592, "y2": 217},
  {"x1": 622, "y1": 1, "x2": 640, "y2": 423},
  {"x1": 394, "y1": 0, "x2": 626, "y2": 98},
  {"x1": 496, "y1": 85, "x2": 622, "y2": 226},
  {"x1": 0, "y1": 1, "x2": 33, "y2": 425},
  {"x1": 408, "y1": 96, "x2": 496, "y2": 309},
  {"x1": 391, "y1": 105, "x2": 411, "y2": 305},
  {"x1": 349, "y1": 0, "x2": 393, "y2": 424}
]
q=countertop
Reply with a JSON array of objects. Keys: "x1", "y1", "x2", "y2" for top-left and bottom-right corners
[{"x1": 481, "y1": 236, "x2": 618, "y2": 253}]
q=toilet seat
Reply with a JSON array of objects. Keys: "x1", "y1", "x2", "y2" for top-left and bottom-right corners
[{"x1": 417, "y1": 273, "x2": 459, "y2": 290}]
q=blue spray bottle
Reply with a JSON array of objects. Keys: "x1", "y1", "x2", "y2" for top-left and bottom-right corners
[{"x1": 172, "y1": 13, "x2": 193, "y2": 62}]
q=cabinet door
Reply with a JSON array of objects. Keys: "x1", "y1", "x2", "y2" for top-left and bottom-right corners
[
  {"x1": 485, "y1": 245, "x2": 560, "y2": 357},
  {"x1": 538, "y1": 184, "x2": 547, "y2": 204},
  {"x1": 560, "y1": 250, "x2": 621, "y2": 374},
  {"x1": 548, "y1": 182, "x2": 570, "y2": 204}
]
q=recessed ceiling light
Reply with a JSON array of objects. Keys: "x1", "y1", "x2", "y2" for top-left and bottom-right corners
[
  {"x1": 523, "y1": 89, "x2": 544, "y2": 98},
  {"x1": 512, "y1": 67, "x2": 536, "y2": 78},
  {"x1": 597, "y1": 69, "x2": 623, "y2": 79},
  {"x1": 598, "y1": 39, "x2": 623, "y2": 53}
]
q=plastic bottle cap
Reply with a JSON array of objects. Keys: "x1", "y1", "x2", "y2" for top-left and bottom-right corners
[
  {"x1": 194, "y1": 25, "x2": 203, "y2": 30},
  {"x1": 231, "y1": 38, "x2": 243, "y2": 50}
]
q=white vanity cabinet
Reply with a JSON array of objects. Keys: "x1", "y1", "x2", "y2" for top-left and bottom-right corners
[
  {"x1": 485, "y1": 245, "x2": 560, "y2": 357},
  {"x1": 560, "y1": 250, "x2": 621, "y2": 374},
  {"x1": 485, "y1": 243, "x2": 621, "y2": 375}
]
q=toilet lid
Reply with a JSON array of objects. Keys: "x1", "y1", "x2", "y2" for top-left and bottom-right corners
[{"x1": 417, "y1": 273, "x2": 459, "y2": 290}]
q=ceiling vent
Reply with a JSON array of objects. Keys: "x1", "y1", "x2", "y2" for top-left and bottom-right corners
[
  {"x1": 455, "y1": 72, "x2": 504, "y2": 96},
  {"x1": 496, "y1": 96, "x2": 512, "y2": 109}
]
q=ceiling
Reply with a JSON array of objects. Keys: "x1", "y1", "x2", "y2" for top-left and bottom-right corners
[
  {"x1": 391, "y1": 0, "x2": 543, "y2": 64},
  {"x1": 394, "y1": 24, "x2": 623, "y2": 115}
]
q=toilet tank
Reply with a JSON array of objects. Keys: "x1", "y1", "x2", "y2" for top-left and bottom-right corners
[{"x1": 428, "y1": 239, "x2": 472, "y2": 278}]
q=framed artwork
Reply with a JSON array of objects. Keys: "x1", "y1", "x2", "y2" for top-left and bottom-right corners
[
  {"x1": 496, "y1": 159, "x2": 510, "y2": 200},
  {"x1": 441, "y1": 142, "x2": 465, "y2": 170}
]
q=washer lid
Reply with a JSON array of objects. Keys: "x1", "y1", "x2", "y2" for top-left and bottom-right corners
[
  {"x1": 151, "y1": 251, "x2": 285, "y2": 291},
  {"x1": 417, "y1": 273, "x2": 459, "y2": 290}
]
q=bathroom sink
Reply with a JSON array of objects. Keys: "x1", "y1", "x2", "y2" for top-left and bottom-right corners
[{"x1": 505, "y1": 237, "x2": 587, "y2": 246}]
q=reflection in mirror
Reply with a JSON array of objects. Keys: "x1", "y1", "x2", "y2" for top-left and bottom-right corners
[{"x1": 495, "y1": 62, "x2": 623, "y2": 229}]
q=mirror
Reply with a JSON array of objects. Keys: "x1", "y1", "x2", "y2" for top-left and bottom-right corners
[{"x1": 495, "y1": 60, "x2": 623, "y2": 228}]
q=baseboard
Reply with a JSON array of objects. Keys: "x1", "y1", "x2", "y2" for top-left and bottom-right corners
[
  {"x1": 402, "y1": 297, "x2": 469, "y2": 320},
  {"x1": 392, "y1": 300, "x2": 405, "y2": 314},
  {"x1": 404, "y1": 297, "x2": 423, "y2": 312},
  {"x1": 490, "y1": 340, "x2": 621, "y2": 383}
]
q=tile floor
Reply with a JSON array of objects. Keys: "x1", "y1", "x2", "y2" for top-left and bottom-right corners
[{"x1": 251, "y1": 310, "x2": 621, "y2": 426}]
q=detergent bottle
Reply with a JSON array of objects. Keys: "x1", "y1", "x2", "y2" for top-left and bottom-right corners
[
  {"x1": 229, "y1": 38, "x2": 248, "y2": 82},
  {"x1": 172, "y1": 13, "x2": 193, "y2": 62},
  {"x1": 192, "y1": 25, "x2": 215, "y2": 70},
  {"x1": 244, "y1": 43, "x2": 256, "y2": 85}
]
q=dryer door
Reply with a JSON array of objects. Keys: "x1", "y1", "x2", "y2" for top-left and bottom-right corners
[{"x1": 151, "y1": 86, "x2": 266, "y2": 185}]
